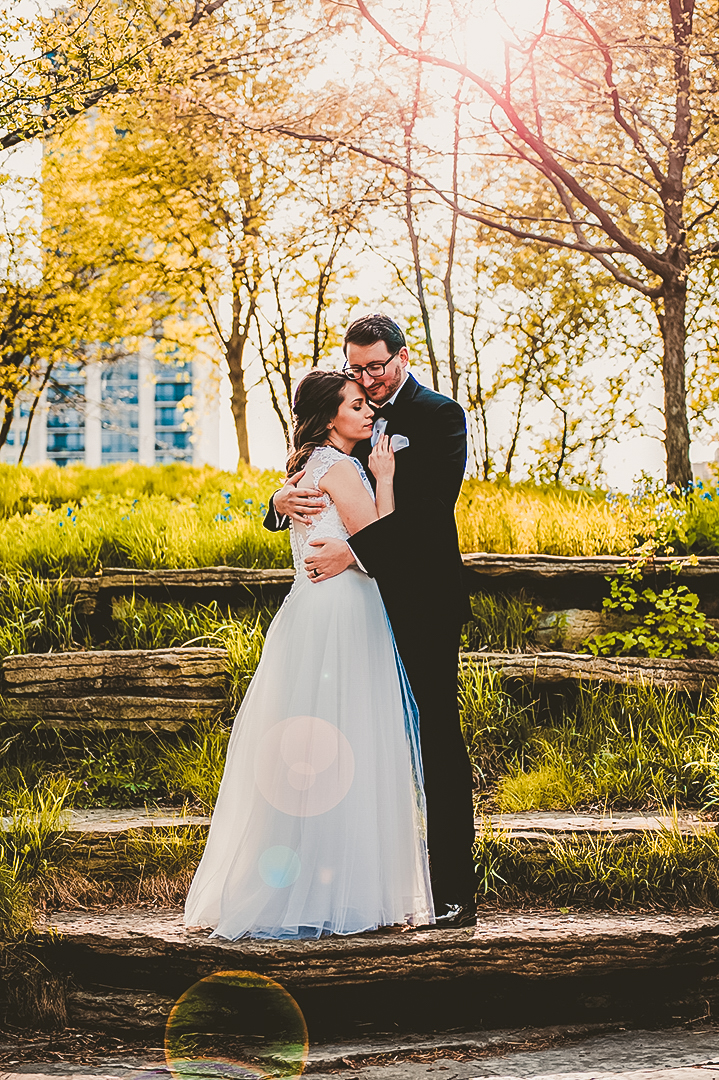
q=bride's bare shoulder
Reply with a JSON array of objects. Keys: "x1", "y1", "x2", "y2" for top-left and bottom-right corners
[{"x1": 316, "y1": 455, "x2": 365, "y2": 493}]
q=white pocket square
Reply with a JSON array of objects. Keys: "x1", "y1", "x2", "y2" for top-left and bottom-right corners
[{"x1": 390, "y1": 434, "x2": 410, "y2": 451}]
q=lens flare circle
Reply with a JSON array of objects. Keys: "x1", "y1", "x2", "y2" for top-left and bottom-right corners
[
  {"x1": 258, "y1": 846, "x2": 301, "y2": 889},
  {"x1": 254, "y1": 715, "x2": 354, "y2": 817},
  {"x1": 165, "y1": 970, "x2": 308, "y2": 1080}
]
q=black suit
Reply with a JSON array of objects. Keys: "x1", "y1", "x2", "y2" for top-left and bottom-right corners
[{"x1": 265, "y1": 374, "x2": 476, "y2": 905}]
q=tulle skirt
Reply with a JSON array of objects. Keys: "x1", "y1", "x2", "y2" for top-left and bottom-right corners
[{"x1": 184, "y1": 568, "x2": 434, "y2": 939}]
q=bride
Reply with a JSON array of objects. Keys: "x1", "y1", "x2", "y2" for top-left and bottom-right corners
[{"x1": 184, "y1": 369, "x2": 434, "y2": 939}]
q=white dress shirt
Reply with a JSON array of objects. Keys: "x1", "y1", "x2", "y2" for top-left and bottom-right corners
[{"x1": 370, "y1": 371, "x2": 409, "y2": 446}]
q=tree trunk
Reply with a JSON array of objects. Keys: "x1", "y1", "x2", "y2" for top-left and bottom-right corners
[
  {"x1": 226, "y1": 275, "x2": 256, "y2": 465},
  {"x1": 227, "y1": 341, "x2": 250, "y2": 464},
  {"x1": 19, "y1": 362, "x2": 54, "y2": 464},
  {"x1": 660, "y1": 279, "x2": 691, "y2": 489},
  {"x1": 0, "y1": 399, "x2": 14, "y2": 452}
]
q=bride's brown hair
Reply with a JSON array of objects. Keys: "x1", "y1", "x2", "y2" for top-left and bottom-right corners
[{"x1": 287, "y1": 370, "x2": 352, "y2": 474}]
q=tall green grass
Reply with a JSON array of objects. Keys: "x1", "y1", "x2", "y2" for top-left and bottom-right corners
[
  {"x1": 3, "y1": 465, "x2": 719, "y2": 572},
  {"x1": 0, "y1": 491, "x2": 290, "y2": 576},
  {"x1": 473, "y1": 827, "x2": 719, "y2": 909},
  {"x1": 461, "y1": 591, "x2": 542, "y2": 653},
  {"x1": 457, "y1": 476, "x2": 719, "y2": 557},
  {"x1": 110, "y1": 595, "x2": 273, "y2": 710},
  {"x1": 461, "y1": 663, "x2": 719, "y2": 811},
  {"x1": 0, "y1": 462, "x2": 283, "y2": 517},
  {"x1": 0, "y1": 719, "x2": 231, "y2": 812},
  {"x1": 0, "y1": 574, "x2": 77, "y2": 658},
  {"x1": 157, "y1": 722, "x2": 230, "y2": 813},
  {"x1": 0, "y1": 778, "x2": 72, "y2": 883},
  {"x1": 457, "y1": 480, "x2": 628, "y2": 556}
]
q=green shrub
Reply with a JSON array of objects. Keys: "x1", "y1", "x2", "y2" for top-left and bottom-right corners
[{"x1": 586, "y1": 558, "x2": 719, "y2": 658}]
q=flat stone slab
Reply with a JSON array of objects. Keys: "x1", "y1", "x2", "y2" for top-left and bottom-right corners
[
  {"x1": 39, "y1": 907, "x2": 719, "y2": 986},
  {"x1": 483, "y1": 811, "x2": 718, "y2": 839},
  {"x1": 12, "y1": 807, "x2": 711, "y2": 840},
  {"x1": 68, "y1": 808, "x2": 210, "y2": 834},
  {"x1": 30, "y1": 909, "x2": 719, "y2": 1040},
  {"x1": 463, "y1": 651, "x2": 719, "y2": 691}
]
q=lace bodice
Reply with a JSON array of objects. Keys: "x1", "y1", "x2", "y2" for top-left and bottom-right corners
[{"x1": 290, "y1": 446, "x2": 374, "y2": 579}]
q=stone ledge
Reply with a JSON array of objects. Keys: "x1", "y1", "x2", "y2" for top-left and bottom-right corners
[
  {"x1": 32, "y1": 908, "x2": 719, "y2": 1038},
  {"x1": 39, "y1": 908, "x2": 719, "y2": 987},
  {"x1": 464, "y1": 651, "x2": 719, "y2": 690},
  {"x1": 34, "y1": 807, "x2": 717, "y2": 841}
]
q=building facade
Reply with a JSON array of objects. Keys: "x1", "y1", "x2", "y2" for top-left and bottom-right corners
[{"x1": 3, "y1": 343, "x2": 221, "y2": 468}]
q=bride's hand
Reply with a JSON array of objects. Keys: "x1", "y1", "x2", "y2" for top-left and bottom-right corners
[{"x1": 369, "y1": 435, "x2": 395, "y2": 483}]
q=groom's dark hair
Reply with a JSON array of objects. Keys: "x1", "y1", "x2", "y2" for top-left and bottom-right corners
[{"x1": 343, "y1": 313, "x2": 406, "y2": 356}]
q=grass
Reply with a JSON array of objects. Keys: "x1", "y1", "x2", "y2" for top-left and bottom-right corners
[
  {"x1": 0, "y1": 778, "x2": 73, "y2": 883},
  {"x1": 457, "y1": 475, "x2": 719, "y2": 557},
  {"x1": 4, "y1": 717, "x2": 719, "y2": 916},
  {"x1": 157, "y1": 721, "x2": 230, "y2": 813},
  {"x1": 0, "y1": 574, "x2": 77, "y2": 659},
  {"x1": 2, "y1": 465, "x2": 719, "y2": 574},
  {"x1": 461, "y1": 663, "x2": 719, "y2": 812},
  {"x1": 461, "y1": 591, "x2": 542, "y2": 653},
  {"x1": 0, "y1": 717, "x2": 234, "y2": 812},
  {"x1": 473, "y1": 827, "x2": 719, "y2": 909},
  {"x1": 0, "y1": 775, "x2": 205, "y2": 915},
  {"x1": 0, "y1": 464, "x2": 290, "y2": 576},
  {"x1": 0, "y1": 462, "x2": 284, "y2": 518},
  {"x1": 8, "y1": 665, "x2": 718, "y2": 816},
  {"x1": 109, "y1": 596, "x2": 273, "y2": 711}
]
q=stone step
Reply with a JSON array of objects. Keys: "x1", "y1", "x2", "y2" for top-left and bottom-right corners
[
  {"x1": 482, "y1": 810, "x2": 718, "y2": 840},
  {"x1": 3, "y1": 648, "x2": 228, "y2": 697},
  {"x1": 51, "y1": 807, "x2": 719, "y2": 839},
  {"x1": 463, "y1": 650, "x2": 719, "y2": 690},
  {"x1": 58, "y1": 556, "x2": 719, "y2": 613},
  {"x1": 33, "y1": 908, "x2": 719, "y2": 1040},
  {"x1": 1, "y1": 695, "x2": 224, "y2": 730},
  {"x1": 0, "y1": 648, "x2": 229, "y2": 730},
  {"x1": 6, "y1": 807, "x2": 713, "y2": 842}
]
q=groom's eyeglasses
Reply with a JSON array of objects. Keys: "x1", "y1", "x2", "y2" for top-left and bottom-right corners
[{"x1": 343, "y1": 352, "x2": 400, "y2": 380}]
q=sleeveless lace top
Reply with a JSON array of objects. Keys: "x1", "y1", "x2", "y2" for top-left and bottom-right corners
[{"x1": 290, "y1": 446, "x2": 374, "y2": 580}]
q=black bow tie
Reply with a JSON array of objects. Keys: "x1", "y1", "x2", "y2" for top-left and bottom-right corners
[{"x1": 371, "y1": 402, "x2": 393, "y2": 420}]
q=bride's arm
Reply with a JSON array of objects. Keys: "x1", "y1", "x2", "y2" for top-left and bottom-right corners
[{"x1": 319, "y1": 459, "x2": 379, "y2": 534}]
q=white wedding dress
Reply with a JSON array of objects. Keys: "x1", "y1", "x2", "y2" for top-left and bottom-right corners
[{"x1": 184, "y1": 446, "x2": 434, "y2": 939}]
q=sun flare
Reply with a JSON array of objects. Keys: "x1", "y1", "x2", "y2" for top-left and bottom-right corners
[{"x1": 455, "y1": 0, "x2": 549, "y2": 78}]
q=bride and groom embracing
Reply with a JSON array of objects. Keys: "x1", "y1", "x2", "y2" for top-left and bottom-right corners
[{"x1": 185, "y1": 313, "x2": 477, "y2": 939}]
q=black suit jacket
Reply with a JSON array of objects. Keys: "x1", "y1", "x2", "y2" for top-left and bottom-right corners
[
  {"x1": 349, "y1": 374, "x2": 471, "y2": 633},
  {"x1": 264, "y1": 373, "x2": 471, "y2": 633}
]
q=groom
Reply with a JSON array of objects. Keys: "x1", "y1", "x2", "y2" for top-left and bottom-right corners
[{"x1": 264, "y1": 313, "x2": 476, "y2": 929}]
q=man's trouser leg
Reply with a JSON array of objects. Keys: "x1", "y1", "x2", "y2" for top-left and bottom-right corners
[{"x1": 394, "y1": 624, "x2": 476, "y2": 906}]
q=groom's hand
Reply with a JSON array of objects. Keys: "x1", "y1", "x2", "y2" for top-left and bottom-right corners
[
  {"x1": 305, "y1": 538, "x2": 356, "y2": 582},
  {"x1": 274, "y1": 470, "x2": 325, "y2": 524}
]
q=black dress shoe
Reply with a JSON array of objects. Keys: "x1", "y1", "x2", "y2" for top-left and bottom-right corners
[{"x1": 416, "y1": 901, "x2": 476, "y2": 931}]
